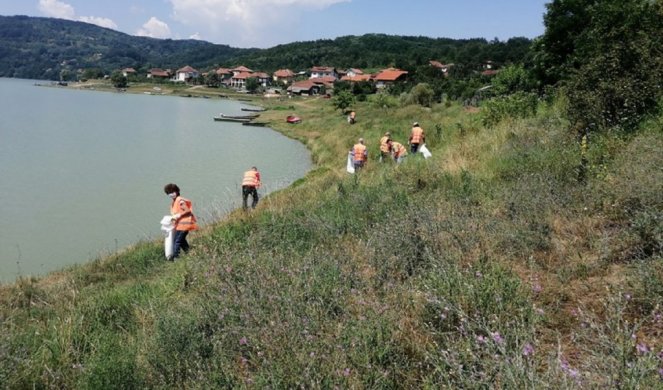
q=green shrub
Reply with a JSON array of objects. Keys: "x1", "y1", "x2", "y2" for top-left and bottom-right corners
[{"x1": 481, "y1": 92, "x2": 538, "y2": 127}]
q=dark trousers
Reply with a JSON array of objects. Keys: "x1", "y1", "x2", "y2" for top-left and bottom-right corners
[
  {"x1": 242, "y1": 185, "x2": 259, "y2": 209},
  {"x1": 173, "y1": 230, "x2": 190, "y2": 259},
  {"x1": 410, "y1": 143, "x2": 420, "y2": 154}
]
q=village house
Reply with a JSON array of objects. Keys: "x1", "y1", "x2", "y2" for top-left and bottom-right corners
[
  {"x1": 252, "y1": 72, "x2": 271, "y2": 87},
  {"x1": 340, "y1": 73, "x2": 372, "y2": 83},
  {"x1": 287, "y1": 78, "x2": 332, "y2": 96},
  {"x1": 215, "y1": 67, "x2": 233, "y2": 81},
  {"x1": 373, "y1": 68, "x2": 408, "y2": 89},
  {"x1": 231, "y1": 66, "x2": 253, "y2": 75},
  {"x1": 273, "y1": 69, "x2": 295, "y2": 85},
  {"x1": 429, "y1": 60, "x2": 454, "y2": 75},
  {"x1": 310, "y1": 66, "x2": 337, "y2": 80},
  {"x1": 345, "y1": 68, "x2": 364, "y2": 78},
  {"x1": 228, "y1": 71, "x2": 252, "y2": 89},
  {"x1": 121, "y1": 67, "x2": 136, "y2": 77},
  {"x1": 147, "y1": 68, "x2": 171, "y2": 80},
  {"x1": 175, "y1": 65, "x2": 199, "y2": 82}
]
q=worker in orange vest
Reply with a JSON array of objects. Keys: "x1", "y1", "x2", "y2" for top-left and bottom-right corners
[
  {"x1": 350, "y1": 138, "x2": 368, "y2": 171},
  {"x1": 379, "y1": 132, "x2": 392, "y2": 162},
  {"x1": 348, "y1": 110, "x2": 356, "y2": 124},
  {"x1": 391, "y1": 140, "x2": 408, "y2": 163},
  {"x1": 242, "y1": 166, "x2": 261, "y2": 209},
  {"x1": 409, "y1": 121, "x2": 426, "y2": 153},
  {"x1": 164, "y1": 183, "x2": 198, "y2": 260}
]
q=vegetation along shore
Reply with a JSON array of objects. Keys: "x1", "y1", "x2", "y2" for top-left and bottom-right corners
[{"x1": 1, "y1": 1, "x2": 662, "y2": 387}]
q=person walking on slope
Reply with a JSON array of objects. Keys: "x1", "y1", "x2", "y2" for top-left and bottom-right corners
[
  {"x1": 242, "y1": 166, "x2": 261, "y2": 209},
  {"x1": 379, "y1": 132, "x2": 392, "y2": 162},
  {"x1": 391, "y1": 140, "x2": 408, "y2": 164},
  {"x1": 350, "y1": 138, "x2": 368, "y2": 171},
  {"x1": 164, "y1": 183, "x2": 198, "y2": 260},
  {"x1": 348, "y1": 110, "x2": 356, "y2": 124},
  {"x1": 409, "y1": 122, "x2": 426, "y2": 154}
]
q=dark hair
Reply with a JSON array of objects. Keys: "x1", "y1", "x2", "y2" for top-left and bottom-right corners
[{"x1": 164, "y1": 183, "x2": 180, "y2": 195}]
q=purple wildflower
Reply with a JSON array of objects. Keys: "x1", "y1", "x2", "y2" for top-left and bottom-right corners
[
  {"x1": 532, "y1": 283, "x2": 542, "y2": 293},
  {"x1": 491, "y1": 331, "x2": 504, "y2": 345},
  {"x1": 239, "y1": 337, "x2": 248, "y2": 346},
  {"x1": 476, "y1": 335, "x2": 487, "y2": 344},
  {"x1": 637, "y1": 343, "x2": 650, "y2": 354},
  {"x1": 343, "y1": 368, "x2": 351, "y2": 377},
  {"x1": 658, "y1": 367, "x2": 663, "y2": 378},
  {"x1": 522, "y1": 343, "x2": 535, "y2": 356}
]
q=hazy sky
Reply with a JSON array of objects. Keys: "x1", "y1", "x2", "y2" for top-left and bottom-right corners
[{"x1": 0, "y1": 0, "x2": 549, "y2": 48}]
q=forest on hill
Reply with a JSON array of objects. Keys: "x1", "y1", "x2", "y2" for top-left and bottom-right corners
[{"x1": 0, "y1": 15, "x2": 531, "y2": 80}]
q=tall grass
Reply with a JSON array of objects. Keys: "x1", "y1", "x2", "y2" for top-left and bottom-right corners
[{"x1": 1, "y1": 94, "x2": 662, "y2": 387}]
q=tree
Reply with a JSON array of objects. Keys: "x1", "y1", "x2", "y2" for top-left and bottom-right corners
[
  {"x1": 245, "y1": 77, "x2": 260, "y2": 93},
  {"x1": 110, "y1": 71, "x2": 127, "y2": 88},
  {"x1": 332, "y1": 90, "x2": 355, "y2": 113},
  {"x1": 534, "y1": 0, "x2": 663, "y2": 132},
  {"x1": 490, "y1": 64, "x2": 536, "y2": 96}
]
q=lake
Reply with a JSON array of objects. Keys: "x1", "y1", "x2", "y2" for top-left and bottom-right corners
[{"x1": 0, "y1": 78, "x2": 311, "y2": 283}]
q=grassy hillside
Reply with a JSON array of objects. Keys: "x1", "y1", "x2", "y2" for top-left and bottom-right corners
[{"x1": 0, "y1": 92, "x2": 661, "y2": 387}]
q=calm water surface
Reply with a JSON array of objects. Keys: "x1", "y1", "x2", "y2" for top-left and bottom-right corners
[{"x1": 0, "y1": 78, "x2": 311, "y2": 283}]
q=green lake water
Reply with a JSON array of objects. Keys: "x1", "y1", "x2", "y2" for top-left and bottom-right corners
[{"x1": 0, "y1": 78, "x2": 311, "y2": 283}]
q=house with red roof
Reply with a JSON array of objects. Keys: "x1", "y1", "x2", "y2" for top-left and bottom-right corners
[
  {"x1": 231, "y1": 66, "x2": 253, "y2": 75},
  {"x1": 122, "y1": 68, "x2": 136, "y2": 77},
  {"x1": 430, "y1": 60, "x2": 454, "y2": 75},
  {"x1": 287, "y1": 78, "x2": 331, "y2": 95},
  {"x1": 147, "y1": 68, "x2": 171, "y2": 80},
  {"x1": 228, "y1": 71, "x2": 252, "y2": 89},
  {"x1": 310, "y1": 66, "x2": 337, "y2": 80},
  {"x1": 175, "y1": 65, "x2": 199, "y2": 82},
  {"x1": 252, "y1": 72, "x2": 271, "y2": 87},
  {"x1": 273, "y1": 69, "x2": 295, "y2": 85},
  {"x1": 373, "y1": 68, "x2": 408, "y2": 89},
  {"x1": 340, "y1": 74, "x2": 372, "y2": 83},
  {"x1": 215, "y1": 67, "x2": 233, "y2": 81}
]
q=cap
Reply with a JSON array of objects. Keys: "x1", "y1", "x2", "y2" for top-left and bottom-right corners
[
  {"x1": 358, "y1": 138, "x2": 364, "y2": 143},
  {"x1": 413, "y1": 122, "x2": 419, "y2": 126},
  {"x1": 385, "y1": 132, "x2": 391, "y2": 136}
]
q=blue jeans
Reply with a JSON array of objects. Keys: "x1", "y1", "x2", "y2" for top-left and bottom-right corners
[
  {"x1": 410, "y1": 143, "x2": 420, "y2": 154},
  {"x1": 172, "y1": 230, "x2": 190, "y2": 259}
]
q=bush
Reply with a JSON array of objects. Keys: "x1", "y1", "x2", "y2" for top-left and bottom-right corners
[{"x1": 481, "y1": 92, "x2": 538, "y2": 127}]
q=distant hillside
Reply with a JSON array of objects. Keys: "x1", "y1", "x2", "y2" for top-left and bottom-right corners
[
  {"x1": 0, "y1": 15, "x2": 253, "y2": 80},
  {"x1": 233, "y1": 34, "x2": 532, "y2": 74},
  {"x1": 0, "y1": 15, "x2": 532, "y2": 80}
]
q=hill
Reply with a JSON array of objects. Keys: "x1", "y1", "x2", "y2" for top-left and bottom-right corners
[
  {"x1": 0, "y1": 15, "x2": 532, "y2": 80},
  {"x1": 0, "y1": 15, "x2": 252, "y2": 80}
]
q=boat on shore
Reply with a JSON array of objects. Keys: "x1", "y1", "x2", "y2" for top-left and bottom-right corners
[
  {"x1": 241, "y1": 107, "x2": 266, "y2": 112},
  {"x1": 242, "y1": 121, "x2": 269, "y2": 127},
  {"x1": 219, "y1": 113, "x2": 260, "y2": 120},
  {"x1": 213, "y1": 116, "x2": 250, "y2": 123}
]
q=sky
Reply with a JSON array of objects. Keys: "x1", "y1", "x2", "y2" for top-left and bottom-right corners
[{"x1": 0, "y1": 0, "x2": 549, "y2": 48}]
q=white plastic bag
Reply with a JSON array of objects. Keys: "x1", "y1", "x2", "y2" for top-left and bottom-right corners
[
  {"x1": 420, "y1": 144, "x2": 432, "y2": 159},
  {"x1": 160, "y1": 216, "x2": 174, "y2": 259},
  {"x1": 346, "y1": 153, "x2": 355, "y2": 174}
]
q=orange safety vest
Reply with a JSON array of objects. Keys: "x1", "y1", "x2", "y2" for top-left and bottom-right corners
[
  {"x1": 379, "y1": 136, "x2": 391, "y2": 153},
  {"x1": 392, "y1": 142, "x2": 407, "y2": 158},
  {"x1": 353, "y1": 143, "x2": 367, "y2": 162},
  {"x1": 242, "y1": 170, "x2": 260, "y2": 188},
  {"x1": 171, "y1": 196, "x2": 198, "y2": 231},
  {"x1": 411, "y1": 126, "x2": 424, "y2": 144}
]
